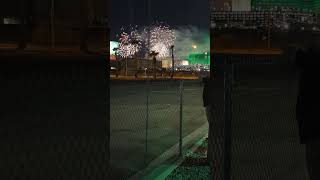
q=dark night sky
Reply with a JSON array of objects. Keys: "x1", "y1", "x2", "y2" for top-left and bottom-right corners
[{"x1": 110, "y1": 0, "x2": 209, "y2": 40}]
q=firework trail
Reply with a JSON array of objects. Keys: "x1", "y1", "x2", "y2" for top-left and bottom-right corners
[{"x1": 118, "y1": 26, "x2": 142, "y2": 58}]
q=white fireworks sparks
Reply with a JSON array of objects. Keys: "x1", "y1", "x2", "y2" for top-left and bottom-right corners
[
  {"x1": 149, "y1": 25, "x2": 176, "y2": 58},
  {"x1": 117, "y1": 24, "x2": 175, "y2": 59},
  {"x1": 118, "y1": 27, "x2": 142, "y2": 58}
]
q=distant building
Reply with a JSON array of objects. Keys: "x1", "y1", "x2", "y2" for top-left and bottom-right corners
[{"x1": 161, "y1": 59, "x2": 189, "y2": 68}]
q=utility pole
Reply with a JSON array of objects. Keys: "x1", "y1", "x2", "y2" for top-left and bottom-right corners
[
  {"x1": 146, "y1": 0, "x2": 152, "y2": 69},
  {"x1": 170, "y1": 45, "x2": 175, "y2": 79}
]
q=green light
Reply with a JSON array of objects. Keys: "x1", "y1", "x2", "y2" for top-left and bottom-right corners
[
  {"x1": 187, "y1": 53, "x2": 210, "y2": 65},
  {"x1": 251, "y1": 0, "x2": 316, "y2": 12}
]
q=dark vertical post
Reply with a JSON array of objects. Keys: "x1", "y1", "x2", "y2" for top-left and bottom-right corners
[
  {"x1": 106, "y1": 5, "x2": 111, "y2": 177},
  {"x1": 224, "y1": 57, "x2": 232, "y2": 180},
  {"x1": 179, "y1": 80, "x2": 184, "y2": 156},
  {"x1": 145, "y1": 79, "x2": 150, "y2": 164},
  {"x1": 150, "y1": 51, "x2": 158, "y2": 79},
  {"x1": 153, "y1": 56, "x2": 156, "y2": 79},
  {"x1": 171, "y1": 45, "x2": 175, "y2": 79}
]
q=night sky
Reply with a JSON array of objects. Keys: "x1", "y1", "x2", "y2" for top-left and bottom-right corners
[{"x1": 110, "y1": 0, "x2": 210, "y2": 40}]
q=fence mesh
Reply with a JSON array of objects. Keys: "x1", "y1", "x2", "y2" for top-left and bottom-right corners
[
  {"x1": 209, "y1": 55, "x2": 308, "y2": 180},
  {"x1": 110, "y1": 79, "x2": 208, "y2": 179},
  {"x1": 182, "y1": 81, "x2": 208, "y2": 152},
  {"x1": 147, "y1": 80, "x2": 180, "y2": 162},
  {"x1": 230, "y1": 64, "x2": 307, "y2": 180},
  {"x1": 110, "y1": 81, "x2": 147, "y2": 179}
]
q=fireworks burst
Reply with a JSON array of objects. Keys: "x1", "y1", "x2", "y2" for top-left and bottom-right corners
[
  {"x1": 118, "y1": 27, "x2": 142, "y2": 58},
  {"x1": 117, "y1": 24, "x2": 176, "y2": 59},
  {"x1": 149, "y1": 25, "x2": 176, "y2": 58}
]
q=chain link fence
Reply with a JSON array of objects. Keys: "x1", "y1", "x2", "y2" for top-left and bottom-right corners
[
  {"x1": 110, "y1": 79, "x2": 208, "y2": 179},
  {"x1": 208, "y1": 53, "x2": 308, "y2": 180}
]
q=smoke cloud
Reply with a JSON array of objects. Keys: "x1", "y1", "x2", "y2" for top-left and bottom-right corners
[{"x1": 173, "y1": 26, "x2": 210, "y2": 60}]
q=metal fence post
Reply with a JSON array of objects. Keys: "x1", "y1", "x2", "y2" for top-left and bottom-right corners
[
  {"x1": 179, "y1": 80, "x2": 184, "y2": 157},
  {"x1": 145, "y1": 80, "x2": 150, "y2": 164},
  {"x1": 224, "y1": 59, "x2": 233, "y2": 180}
]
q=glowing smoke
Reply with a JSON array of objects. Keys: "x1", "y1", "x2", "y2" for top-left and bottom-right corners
[{"x1": 173, "y1": 26, "x2": 210, "y2": 59}]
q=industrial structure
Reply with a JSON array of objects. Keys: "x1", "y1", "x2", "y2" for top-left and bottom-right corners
[{"x1": 0, "y1": 0, "x2": 108, "y2": 52}]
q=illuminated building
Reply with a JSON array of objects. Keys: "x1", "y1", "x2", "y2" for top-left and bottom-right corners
[
  {"x1": 110, "y1": 41, "x2": 119, "y2": 61},
  {"x1": 188, "y1": 53, "x2": 210, "y2": 65}
]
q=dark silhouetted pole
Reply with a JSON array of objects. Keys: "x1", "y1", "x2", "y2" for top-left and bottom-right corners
[
  {"x1": 267, "y1": 11, "x2": 271, "y2": 48},
  {"x1": 150, "y1": 51, "x2": 159, "y2": 79},
  {"x1": 170, "y1": 45, "x2": 175, "y2": 79}
]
